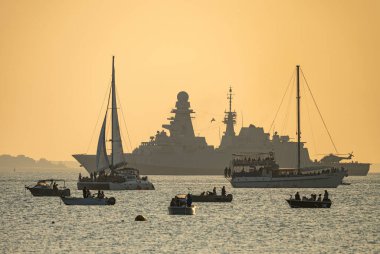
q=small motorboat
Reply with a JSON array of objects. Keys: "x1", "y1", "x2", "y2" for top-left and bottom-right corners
[
  {"x1": 168, "y1": 194, "x2": 197, "y2": 215},
  {"x1": 25, "y1": 179, "x2": 70, "y2": 197},
  {"x1": 61, "y1": 196, "x2": 116, "y2": 206},
  {"x1": 286, "y1": 198, "x2": 332, "y2": 208},
  {"x1": 192, "y1": 193, "x2": 233, "y2": 202},
  {"x1": 287, "y1": 191, "x2": 332, "y2": 208}
]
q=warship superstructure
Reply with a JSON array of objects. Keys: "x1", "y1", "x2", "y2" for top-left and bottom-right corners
[{"x1": 73, "y1": 88, "x2": 370, "y2": 175}]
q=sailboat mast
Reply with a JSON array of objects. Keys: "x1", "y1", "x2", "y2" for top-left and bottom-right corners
[
  {"x1": 111, "y1": 56, "x2": 116, "y2": 169},
  {"x1": 296, "y1": 65, "x2": 301, "y2": 172}
]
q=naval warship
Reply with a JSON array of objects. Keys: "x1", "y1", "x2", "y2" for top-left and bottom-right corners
[{"x1": 73, "y1": 88, "x2": 370, "y2": 176}]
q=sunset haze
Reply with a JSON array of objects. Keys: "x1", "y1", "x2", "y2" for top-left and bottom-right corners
[{"x1": 0, "y1": 0, "x2": 379, "y2": 164}]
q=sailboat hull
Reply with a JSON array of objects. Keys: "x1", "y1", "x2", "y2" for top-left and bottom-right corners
[{"x1": 77, "y1": 180, "x2": 155, "y2": 190}]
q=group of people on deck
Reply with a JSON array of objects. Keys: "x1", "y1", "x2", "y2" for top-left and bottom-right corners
[
  {"x1": 82, "y1": 187, "x2": 105, "y2": 199},
  {"x1": 200, "y1": 186, "x2": 227, "y2": 196},
  {"x1": 294, "y1": 190, "x2": 330, "y2": 202},
  {"x1": 78, "y1": 171, "x2": 125, "y2": 183}
]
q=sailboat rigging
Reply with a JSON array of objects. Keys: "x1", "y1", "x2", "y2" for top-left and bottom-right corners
[{"x1": 77, "y1": 56, "x2": 155, "y2": 190}]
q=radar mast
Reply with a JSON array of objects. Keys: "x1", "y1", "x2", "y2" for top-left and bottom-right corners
[{"x1": 223, "y1": 86, "x2": 236, "y2": 137}]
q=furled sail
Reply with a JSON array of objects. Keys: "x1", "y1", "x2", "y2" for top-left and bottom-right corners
[
  {"x1": 111, "y1": 56, "x2": 125, "y2": 168},
  {"x1": 96, "y1": 114, "x2": 110, "y2": 171}
]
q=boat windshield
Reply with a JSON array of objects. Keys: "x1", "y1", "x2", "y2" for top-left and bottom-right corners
[{"x1": 36, "y1": 181, "x2": 50, "y2": 186}]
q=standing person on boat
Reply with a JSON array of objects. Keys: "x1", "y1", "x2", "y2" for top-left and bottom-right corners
[
  {"x1": 186, "y1": 193, "x2": 192, "y2": 207},
  {"x1": 295, "y1": 192, "x2": 301, "y2": 200},
  {"x1": 83, "y1": 187, "x2": 87, "y2": 198},
  {"x1": 222, "y1": 186, "x2": 226, "y2": 196},
  {"x1": 323, "y1": 190, "x2": 329, "y2": 201},
  {"x1": 213, "y1": 187, "x2": 217, "y2": 195}
]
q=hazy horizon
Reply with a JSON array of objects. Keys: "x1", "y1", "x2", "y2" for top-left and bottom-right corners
[{"x1": 1, "y1": 0, "x2": 379, "y2": 162}]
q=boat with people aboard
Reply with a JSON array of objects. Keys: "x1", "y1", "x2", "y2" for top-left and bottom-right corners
[
  {"x1": 226, "y1": 152, "x2": 346, "y2": 188},
  {"x1": 168, "y1": 194, "x2": 197, "y2": 215},
  {"x1": 76, "y1": 56, "x2": 154, "y2": 191},
  {"x1": 25, "y1": 179, "x2": 70, "y2": 197},
  {"x1": 61, "y1": 187, "x2": 116, "y2": 205},
  {"x1": 192, "y1": 186, "x2": 233, "y2": 202},
  {"x1": 224, "y1": 66, "x2": 347, "y2": 188},
  {"x1": 286, "y1": 190, "x2": 332, "y2": 208}
]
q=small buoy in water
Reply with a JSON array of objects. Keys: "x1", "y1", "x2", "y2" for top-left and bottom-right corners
[
  {"x1": 121, "y1": 220, "x2": 124, "y2": 222},
  {"x1": 52, "y1": 221, "x2": 55, "y2": 224},
  {"x1": 135, "y1": 215, "x2": 146, "y2": 221}
]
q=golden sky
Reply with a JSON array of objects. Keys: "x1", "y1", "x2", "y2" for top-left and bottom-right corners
[{"x1": 0, "y1": 0, "x2": 379, "y2": 162}]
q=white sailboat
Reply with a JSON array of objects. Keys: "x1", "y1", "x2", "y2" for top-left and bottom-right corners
[
  {"x1": 226, "y1": 65, "x2": 347, "y2": 188},
  {"x1": 77, "y1": 56, "x2": 155, "y2": 190}
]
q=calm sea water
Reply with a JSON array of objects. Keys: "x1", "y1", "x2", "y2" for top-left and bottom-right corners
[{"x1": 0, "y1": 170, "x2": 379, "y2": 253}]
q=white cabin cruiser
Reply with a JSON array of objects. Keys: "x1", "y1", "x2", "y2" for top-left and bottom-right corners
[{"x1": 76, "y1": 56, "x2": 154, "y2": 191}]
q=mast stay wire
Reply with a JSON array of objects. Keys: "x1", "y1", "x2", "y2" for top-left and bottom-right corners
[
  {"x1": 302, "y1": 79, "x2": 318, "y2": 155},
  {"x1": 269, "y1": 68, "x2": 296, "y2": 134},
  {"x1": 300, "y1": 68, "x2": 339, "y2": 154},
  {"x1": 281, "y1": 73, "x2": 296, "y2": 135},
  {"x1": 116, "y1": 88, "x2": 134, "y2": 152},
  {"x1": 85, "y1": 82, "x2": 112, "y2": 154}
]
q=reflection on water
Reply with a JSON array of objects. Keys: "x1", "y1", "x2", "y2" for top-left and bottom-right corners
[{"x1": 0, "y1": 170, "x2": 379, "y2": 253}]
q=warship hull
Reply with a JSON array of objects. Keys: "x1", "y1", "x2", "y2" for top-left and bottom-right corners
[
  {"x1": 77, "y1": 180, "x2": 154, "y2": 190},
  {"x1": 74, "y1": 153, "x2": 369, "y2": 176},
  {"x1": 338, "y1": 163, "x2": 370, "y2": 176}
]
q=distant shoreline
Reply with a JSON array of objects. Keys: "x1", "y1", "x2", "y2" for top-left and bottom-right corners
[{"x1": 0, "y1": 154, "x2": 80, "y2": 171}]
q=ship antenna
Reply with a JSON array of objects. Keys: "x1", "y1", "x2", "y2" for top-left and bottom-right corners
[
  {"x1": 228, "y1": 86, "x2": 233, "y2": 113},
  {"x1": 296, "y1": 65, "x2": 301, "y2": 172}
]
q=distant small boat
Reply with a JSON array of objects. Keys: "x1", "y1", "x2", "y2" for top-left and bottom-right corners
[
  {"x1": 25, "y1": 179, "x2": 70, "y2": 197},
  {"x1": 192, "y1": 194, "x2": 233, "y2": 202},
  {"x1": 168, "y1": 194, "x2": 196, "y2": 215},
  {"x1": 61, "y1": 196, "x2": 116, "y2": 206},
  {"x1": 286, "y1": 198, "x2": 332, "y2": 208}
]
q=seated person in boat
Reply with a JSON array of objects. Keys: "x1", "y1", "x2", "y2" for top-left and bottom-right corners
[
  {"x1": 97, "y1": 190, "x2": 105, "y2": 199},
  {"x1": 317, "y1": 194, "x2": 322, "y2": 202},
  {"x1": 83, "y1": 187, "x2": 91, "y2": 198},
  {"x1": 213, "y1": 187, "x2": 217, "y2": 195},
  {"x1": 294, "y1": 192, "x2": 301, "y2": 201},
  {"x1": 170, "y1": 198, "x2": 176, "y2": 207},
  {"x1": 200, "y1": 191, "x2": 205, "y2": 196}
]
